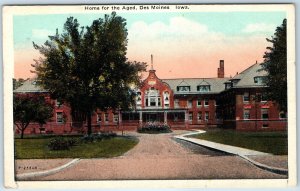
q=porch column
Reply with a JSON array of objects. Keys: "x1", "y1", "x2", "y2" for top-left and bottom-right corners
[
  {"x1": 139, "y1": 111, "x2": 143, "y2": 125},
  {"x1": 118, "y1": 111, "x2": 122, "y2": 124},
  {"x1": 164, "y1": 111, "x2": 168, "y2": 124},
  {"x1": 185, "y1": 110, "x2": 189, "y2": 129}
]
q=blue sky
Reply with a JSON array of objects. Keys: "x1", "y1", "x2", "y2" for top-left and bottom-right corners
[{"x1": 13, "y1": 11, "x2": 286, "y2": 79}]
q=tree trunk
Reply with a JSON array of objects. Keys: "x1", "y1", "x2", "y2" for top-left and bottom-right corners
[
  {"x1": 87, "y1": 111, "x2": 92, "y2": 135},
  {"x1": 21, "y1": 128, "x2": 25, "y2": 139}
]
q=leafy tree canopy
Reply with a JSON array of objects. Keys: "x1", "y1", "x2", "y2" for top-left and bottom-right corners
[
  {"x1": 32, "y1": 12, "x2": 147, "y2": 134},
  {"x1": 13, "y1": 94, "x2": 54, "y2": 138},
  {"x1": 261, "y1": 19, "x2": 287, "y2": 112}
]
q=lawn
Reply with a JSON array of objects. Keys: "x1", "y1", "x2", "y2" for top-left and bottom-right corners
[
  {"x1": 15, "y1": 135, "x2": 138, "y2": 159},
  {"x1": 192, "y1": 129, "x2": 287, "y2": 155}
]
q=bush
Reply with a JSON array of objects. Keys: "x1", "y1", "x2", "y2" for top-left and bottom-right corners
[
  {"x1": 81, "y1": 131, "x2": 118, "y2": 143},
  {"x1": 48, "y1": 137, "x2": 77, "y2": 150},
  {"x1": 138, "y1": 122, "x2": 172, "y2": 134}
]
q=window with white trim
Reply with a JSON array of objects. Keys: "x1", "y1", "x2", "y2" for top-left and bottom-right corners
[
  {"x1": 55, "y1": 99, "x2": 63, "y2": 106},
  {"x1": 97, "y1": 113, "x2": 102, "y2": 123},
  {"x1": 145, "y1": 88, "x2": 161, "y2": 107},
  {"x1": 189, "y1": 112, "x2": 193, "y2": 121},
  {"x1": 197, "y1": 99, "x2": 202, "y2": 107},
  {"x1": 56, "y1": 112, "x2": 63, "y2": 123},
  {"x1": 254, "y1": 76, "x2": 266, "y2": 84},
  {"x1": 261, "y1": 109, "x2": 269, "y2": 119},
  {"x1": 105, "y1": 113, "x2": 109, "y2": 122},
  {"x1": 188, "y1": 100, "x2": 193, "y2": 108},
  {"x1": 279, "y1": 111, "x2": 287, "y2": 119},
  {"x1": 205, "y1": 111, "x2": 209, "y2": 121},
  {"x1": 197, "y1": 85, "x2": 210, "y2": 92},
  {"x1": 174, "y1": 99, "x2": 179, "y2": 108},
  {"x1": 243, "y1": 92, "x2": 250, "y2": 102},
  {"x1": 204, "y1": 99, "x2": 209, "y2": 107},
  {"x1": 177, "y1": 86, "x2": 190, "y2": 92},
  {"x1": 113, "y1": 113, "x2": 119, "y2": 122},
  {"x1": 243, "y1": 109, "x2": 250, "y2": 120},
  {"x1": 261, "y1": 92, "x2": 267, "y2": 102},
  {"x1": 164, "y1": 91, "x2": 170, "y2": 107},
  {"x1": 198, "y1": 112, "x2": 202, "y2": 121}
]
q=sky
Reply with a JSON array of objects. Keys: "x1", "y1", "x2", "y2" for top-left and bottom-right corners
[{"x1": 13, "y1": 11, "x2": 286, "y2": 79}]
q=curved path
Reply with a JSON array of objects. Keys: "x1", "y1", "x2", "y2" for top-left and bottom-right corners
[{"x1": 34, "y1": 131, "x2": 286, "y2": 180}]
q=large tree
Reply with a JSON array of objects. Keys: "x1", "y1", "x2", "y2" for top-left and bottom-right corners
[
  {"x1": 261, "y1": 19, "x2": 287, "y2": 112},
  {"x1": 32, "y1": 12, "x2": 146, "y2": 135},
  {"x1": 13, "y1": 94, "x2": 53, "y2": 139}
]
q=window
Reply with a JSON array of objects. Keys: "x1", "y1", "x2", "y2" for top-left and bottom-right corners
[
  {"x1": 262, "y1": 124, "x2": 269, "y2": 128},
  {"x1": 136, "y1": 92, "x2": 142, "y2": 105},
  {"x1": 150, "y1": 98, "x2": 156, "y2": 106},
  {"x1": 261, "y1": 93, "x2": 267, "y2": 102},
  {"x1": 225, "y1": 82, "x2": 232, "y2": 90},
  {"x1": 105, "y1": 113, "x2": 109, "y2": 122},
  {"x1": 174, "y1": 99, "x2": 179, "y2": 108},
  {"x1": 279, "y1": 111, "x2": 287, "y2": 119},
  {"x1": 188, "y1": 100, "x2": 193, "y2": 108},
  {"x1": 55, "y1": 99, "x2": 62, "y2": 106},
  {"x1": 158, "y1": 98, "x2": 161, "y2": 106},
  {"x1": 189, "y1": 112, "x2": 193, "y2": 121},
  {"x1": 197, "y1": 99, "x2": 202, "y2": 107},
  {"x1": 97, "y1": 113, "x2": 102, "y2": 123},
  {"x1": 205, "y1": 112, "x2": 209, "y2": 121},
  {"x1": 244, "y1": 109, "x2": 250, "y2": 120},
  {"x1": 243, "y1": 92, "x2": 250, "y2": 102},
  {"x1": 174, "y1": 113, "x2": 178, "y2": 122},
  {"x1": 145, "y1": 88, "x2": 160, "y2": 107},
  {"x1": 56, "y1": 112, "x2": 63, "y2": 123},
  {"x1": 198, "y1": 112, "x2": 202, "y2": 121},
  {"x1": 261, "y1": 109, "x2": 269, "y2": 119},
  {"x1": 204, "y1": 99, "x2": 209, "y2": 107},
  {"x1": 197, "y1": 85, "x2": 210, "y2": 92},
  {"x1": 113, "y1": 113, "x2": 119, "y2": 122},
  {"x1": 254, "y1": 76, "x2": 266, "y2": 84},
  {"x1": 177, "y1": 86, "x2": 190, "y2": 92}
]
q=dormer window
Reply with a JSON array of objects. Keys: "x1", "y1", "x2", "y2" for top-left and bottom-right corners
[
  {"x1": 177, "y1": 86, "x2": 190, "y2": 92},
  {"x1": 225, "y1": 81, "x2": 232, "y2": 90},
  {"x1": 197, "y1": 85, "x2": 210, "y2": 92},
  {"x1": 254, "y1": 76, "x2": 266, "y2": 84},
  {"x1": 231, "y1": 79, "x2": 240, "y2": 86}
]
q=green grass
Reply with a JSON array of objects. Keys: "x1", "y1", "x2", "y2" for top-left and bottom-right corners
[
  {"x1": 15, "y1": 136, "x2": 138, "y2": 159},
  {"x1": 192, "y1": 129, "x2": 288, "y2": 155}
]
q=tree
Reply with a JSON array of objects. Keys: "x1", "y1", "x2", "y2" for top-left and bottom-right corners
[
  {"x1": 32, "y1": 12, "x2": 146, "y2": 135},
  {"x1": 261, "y1": 19, "x2": 287, "y2": 112},
  {"x1": 13, "y1": 94, "x2": 54, "y2": 139}
]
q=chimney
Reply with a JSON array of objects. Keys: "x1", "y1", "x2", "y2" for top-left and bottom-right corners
[{"x1": 218, "y1": 60, "x2": 224, "y2": 78}]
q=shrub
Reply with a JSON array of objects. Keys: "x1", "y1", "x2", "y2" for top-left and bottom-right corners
[
  {"x1": 48, "y1": 137, "x2": 77, "y2": 150},
  {"x1": 81, "y1": 131, "x2": 118, "y2": 143},
  {"x1": 138, "y1": 122, "x2": 172, "y2": 134}
]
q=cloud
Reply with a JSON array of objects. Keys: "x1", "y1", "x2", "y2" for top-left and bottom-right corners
[
  {"x1": 31, "y1": 29, "x2": 53, "y2": 39},
  {"x1": 129, "y1": 17, "x2": 209, "y2": 41},
  {"x1": 242, "y1": 23, "x2": 276, "y2": 33},
  {"x1": 126, "y1": 17, "x2": 271, "y2": 79}
]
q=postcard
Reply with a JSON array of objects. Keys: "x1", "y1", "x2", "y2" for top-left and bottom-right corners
[{"x1": 2, "y1": 4, "x2": 296, "y2": 189}]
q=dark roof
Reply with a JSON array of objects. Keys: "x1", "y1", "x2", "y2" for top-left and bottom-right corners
[
  {"x1": 162, "y1": 78, "x2": 230, "y2": 94},
  {"x1": 231, "y1": 63, "x2": 267, "y2": 88},
  {"x1": 13, "y1": 79, "x2": 47, "y2": 93}
]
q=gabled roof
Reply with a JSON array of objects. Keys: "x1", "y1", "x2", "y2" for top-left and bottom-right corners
[
  {"x1": 13, "y1": 79, "x2": 47, "y2": 93},
  {"x1": 231, "y1": 63, "x2": 267, "y2": 88},
  {"x1": 198, "y1": 80, "x2": 210, "y2": 86},
  {"x1": 162, "y1": 78, "x2": 230, "y2": 94}
]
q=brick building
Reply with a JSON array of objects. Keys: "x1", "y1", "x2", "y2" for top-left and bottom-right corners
[{"x1": 13, "y1": 60, "x2": 287, "y2": 135}]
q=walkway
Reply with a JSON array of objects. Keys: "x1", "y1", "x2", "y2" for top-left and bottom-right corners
[{"x1": 16, "y1": 130, "x2": 287, "y2": 180}]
